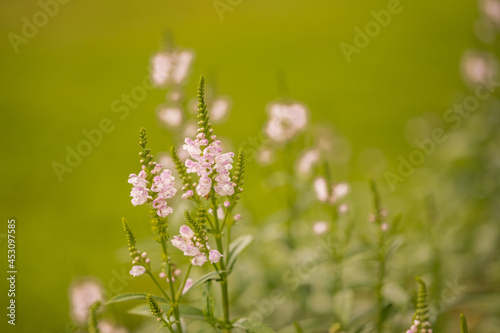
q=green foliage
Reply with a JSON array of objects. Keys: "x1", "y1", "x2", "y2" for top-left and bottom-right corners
[
  {"x1": 461, "y1": 314, "x2": 469, "y2": 333},
  {"x1": 202, "y1": 280, "x2": 216, "y2": 328},
  {"x1": 227, "y1": 235, "x2": 253, "y2": 271},
  {"x1": 106, "y1": 293, "x2": 169, "y2": 305},
  {"x1": 231, "y1": 147, "x2": 245, "y2": 201},
  {"x1": 88, "y1": 301, "x2": 101, "y2": 333}
]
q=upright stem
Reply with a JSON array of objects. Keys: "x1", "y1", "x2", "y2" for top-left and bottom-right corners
[
  {"x1": 161, "y1": 239, "x2": 183, "y2": 333},
  {"x1": 375, "y1": 230, "x2": 385, "y2": 333},
  {"x1": 177, "y1": 264, "x2": 193, "y2": 299},
  {"x1": 211, "y1": 196, "x2": 231, "y2": 333}
]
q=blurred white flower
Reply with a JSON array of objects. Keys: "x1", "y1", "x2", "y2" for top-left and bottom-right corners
[
  {"x1": 338, "y1": 203, "x2": 349, "y2": 214},
  {"x1": 482, "y1": 0, "x2": 500, "y2": 27},
  {"x1": 69, "y1": 278, "x2": 103, "y2": 324},
  {"x1": 313, "y1": 221, "x2": 329, "y2": 235},
  {"x1": 461, "y1": 50, "x2": 498, "y2": 87},
  {"x1": 182, "y1": 278, "x2": 193, "y2": 295},
  {"x1": 183, "y1": 121, "x2": 198, "y2": 139},
  {"x1": 210, "y1": 97, "x2": 231, "y2": 122},
  {"x1": 158, "y1": 106, "x2": 183, "y2": 127},
  {"x1": 330, "y1": 182, "x2": 350, "y2": 203},
  {"x1": 257, "y1": 148, "x2": 274, "y2": 166},
  {"x1": 296, "y1": 148, "x2": 321, "y2": 176},
  {"x1": 99, "y1": 320, "x2": 129, "y2": 333},
  {"x1": 130, "y1": 265, "x2": 146, "y2": 277},
  {"x1": 314, "y1": 177, "x2": 329, "y2": 202},
  {"x1": 265, "y1": 102, "x2": 308, "y2": 143},
  {"x1": 151, "y1": 49, "x2": 194, "y2": 87}
]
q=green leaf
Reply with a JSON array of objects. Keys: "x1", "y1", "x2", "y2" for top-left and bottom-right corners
[
  {"x1": 128, "y1": 303, "x2": 205, "y2": 320},
  {"x1": 202, "y1": 280, "x2": 216, "y2": 328},
  {"x1": 233, "y1": 318, "x2": 276, "y2": 332},
  {"x1": 106, "y1": 293, "x2": 168, "y2": 304},
  {"x1": 181, "y1": 271, "x2": 226, "y2": 298},
  {"x1": 227, "y1": 235, "x2": 253, "y2": 271}
]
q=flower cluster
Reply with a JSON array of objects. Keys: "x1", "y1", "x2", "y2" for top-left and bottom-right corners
[
  {"x1": 128, "y1": 163, "x2": 177, "y2": 217},
  {"x1": 183, "y1": 133, "x2": 236, "y2": 197},
  {"x1": 264, "y1": 101, "x2": 308, "y2": 143},
  {"x1": 151, "y1": 49, "x2": 194, "y2": 87},
  {"x1": 171, "y1": 225, "x2": 222, "y2": 266}
]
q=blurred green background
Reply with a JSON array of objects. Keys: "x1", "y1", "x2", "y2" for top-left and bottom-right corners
[{"x1": 0, "y1": 0, "x2": 481, "y2": 331}]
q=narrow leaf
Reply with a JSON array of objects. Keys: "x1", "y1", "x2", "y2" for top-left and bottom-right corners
[
  {"x1": 202, "y1": 280, "x2": 216, "y2": 328},
  {"x1": 106, "y1": 293, "x2": 168, "y2": 304},
  {"x1": 227, "y1": 235, "x2": 253, "y2": 271}
]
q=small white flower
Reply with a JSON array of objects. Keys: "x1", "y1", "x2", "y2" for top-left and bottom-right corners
[
  {"x1": 129, "y1": 265, "x2": 146, "y2": 277},
  {"x1": 313, "y1": 221, "x2": 329, "y2": 235}
]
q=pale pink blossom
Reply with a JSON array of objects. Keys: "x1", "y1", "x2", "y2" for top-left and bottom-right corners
[
  {"x1": 209, "y1": 250, "x2": 223, "y2": 263},
  {"x1": 264, "y1": 102, "x2": 309, "y2": 143},
  {"x1": 191, "y1": 253, "x2": 207, "y2": 266},
  {"x1": 330, "y1": 182, "x2": 350, "y2": 203},
  {"x1": 130, "y1": 187, "x2": 149, "y2": 206},
  {"x1": 313, "y1": 221, "x2": 329, "y2": 235},
  {"x1": 234, "y1": 214, "x2": 241, "y2": 221},
  {"x1": 338, "y1": 203, "x2": 349, "y2": 214},
  {"x1": 158, "y1": 106, "x2": 183, "y2": 128},
  {"x1": 314, "y1": 177, "x2": 329, "y2": 202},
  {"x1": 210, "y1": 97, "x2": 231, "y2": 122},
  {"x1": 70, "y1": 279, "x2": 103, "y2": 324},
  {"x1": 296, "y1": 148, "x2": 320, "y2": 175},
  {"x1": 129, "y1": 265, "x2": 146, "y2": 277},
  {"x1": 151, "y1": 50, "x2": 194, "y2": 87}
]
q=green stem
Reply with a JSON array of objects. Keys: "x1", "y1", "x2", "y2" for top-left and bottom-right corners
[
  {"x1": 176, "y1": 264, "x2": 193, "y2": 300},
  {"x1": 211, "y1": 196, "x2": 231, "y2": 333},
  {"x1": 146, "y1": 271, "x2": 171, "y2": 302},
  {"x1": 161, "y1": 318, "x2": 176, "y2": 333},
  {"x1": 375, "y1": 229, "x2": 386, "y2": 333},
  {"x1": 161, "y1": 239, "x2": 183, "y2": 333}
]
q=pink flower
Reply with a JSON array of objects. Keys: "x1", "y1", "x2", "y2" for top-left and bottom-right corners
[
  {"x1": 180, "y1": 225, "x2": 194, "y2": 239},
  {"x1": 171, "y1": 236, "x2": 191, "y2": 252},
  {"x1": 264, "y1": 102, "x2": 309, "y2": 143},
  {"x1": 129, "y1": 265, "x2": 146, "y2": 277},
  {"x1": 130, "y1": 187, "x2": 149, "y2": 206},
  {"x1": 191, "y1": 253, "x2": 207, "y2": 266},
  {"x1": 208, "y1": 250, "x2": 223, "y2": 264},
  {"x1": 182, "y1": 279, "x2": 193, "y2": 295},
  {"x1": 128, "y1": 170, "x2": 148, "y2": 187},
  {"x1": 184, "y1": 246, "x2": 201, "y2": 257}
]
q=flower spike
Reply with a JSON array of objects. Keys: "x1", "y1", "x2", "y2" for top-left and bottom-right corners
[
  {"x1": 406, "y1": 277, "x2": 432, "y2": 333},
  {"x1": 460, "y1": 313, "x2": 469, "y2": 333}
]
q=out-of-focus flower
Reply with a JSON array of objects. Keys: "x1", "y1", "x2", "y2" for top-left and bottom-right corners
[
  {"x1": 338, "y1": 203, "x2": 349, "y2": 214},
  {"x1": 314, "y1": 177, "x2": 329, "y2": 202},
  {"x1": 151, "y1": 49, "x2": 194, "y2": 87},
  {"x1": 98, "y1": 320, "x2": 128, "y2": 333},
  {"x1": 313, "y1": 221, "x2": 329, "y2": 235},
  {"x1": 482, "y1": 0, "x2": 500, "y2": 27},
  {"x1": 461, "y1": 50, "x2": 498, "y2": 88},
  {"x1": 234, "y1": 214, "x2": 241, "y2": 221},
  {"x1": 330, "y1": 182, "x2": 350, "y2": 203},
  {"x1": 256, "y1": 148, "x2": 274, "y2": 166},
  {"x1": 130, "y1": 265, "x2": 146, "y2": 277},
  {"x1": 210, "y1": 97, "x2": 231, "y2": 122},
  {"x1": 182, "y1": 278, "x2": 193, "y2": 295},
  {"x1": 69, "y1": 279, "x2": 103, "y2": 324},
  {"x1": 158, "y1": 106, "x2": 183, "y2": 128},
  {"x1": 296, "y1": 148, "x2": 321, "y2": 176},
  {"x1": 98, "y1": 320, "x2": 129, "y2": 333},
  {"x1": 264, "y1": 101, "x2": 309, "y2": 143}
]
